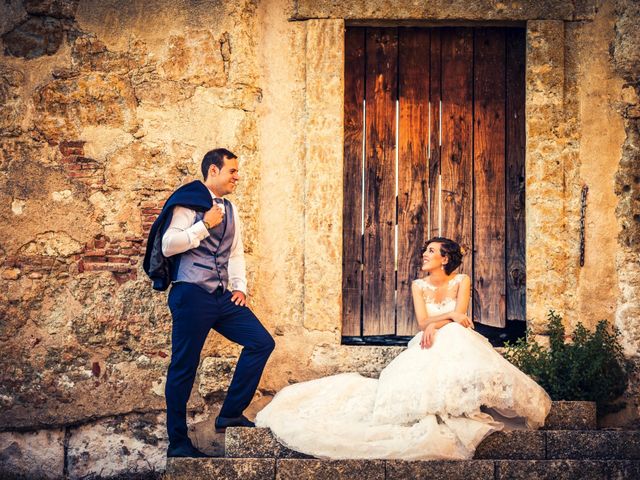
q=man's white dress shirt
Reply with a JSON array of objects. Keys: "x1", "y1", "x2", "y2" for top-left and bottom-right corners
[{"x1": 161, "y1": 187, "x2": 247, "y2": 294}]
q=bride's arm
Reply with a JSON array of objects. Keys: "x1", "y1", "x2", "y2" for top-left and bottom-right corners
[
  {"x1": 411, "y1": 275, "x2": 473, "y2": 331},
  {"x1": 455, "y1": 274, "x2": 471, "y2": 314},
  {"x1": 436, "y1": 274, "x2": 473, "y2": 330},
  {"x1": 411, "y1": 282, "x2": 456, "y2": 330}
]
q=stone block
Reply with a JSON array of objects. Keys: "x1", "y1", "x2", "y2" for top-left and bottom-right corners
[
  {"x1": 198, "y1": 357, "x2": 236, "y2": 398},
  {"x1": 546, "y1": 431, "x2": 640, "y2": 460},
  {"x1": 474, "y1": 430, "x2": 545, "y2": 460},
  {"x1": 386, "y1": 460, "x2": 495, "y2": 480},
  {"x1": 606, "y1": 460, "x2": 640, "y2": 480},
  {"x1": 524, "y1": 19, "x2": 571, "y2": 330},
  {"x1": 0, "y1": 429, "x2": 65, "y2": 479},
  {"x1": 309, "y1": 344, "x2": 403, "y2": 377},
  {"x1": 0, "y1": 65, "x2": 25, "y2": 136},
  {"x1": 496, "y1": 460, "x2": 606, "y2": 479},
  {"x1": 2, "y1": 16, "x2": 65, "y2": 59},
  {"x1": 303, "y1": 18, "x2": 344, "y2": 333},
  {"x1": 165, "y1": 458, "x2": 275, "y2": 480},
  {"x1": 225, "y1": 427, "x2": 277, "y2": 458},
  {"x1": 573, "y1": 0, "x2": 598, "y2": 20},
  {"x1": 225, "y1": 427, "x2": 311, "y2": 459},
  {"x1": 544, "y1": 401, "x2": 597, "y2": 430},
  {"x1": 24, "y1": 0, "x2": 79, "y2": 19},
  {"x1": 611, "y1": 0, "x2": 640, "y2": 80},
  {"x1": 293, "y1": 0, "x2": 574, "y2": 20},
  {"x1": 34, "y1": 72, "x2": 138, "y2": 143},
  {"x1": 159, "y1": 31, "x2": 228, "y2": 88},
  {"x1": 188, "y1": 417, "x2": 225, "y2": 458},
  {"x1": 67, "y1": 413, "x2": 167, "y2": 479},
  {"x1": 526, "y1": 21, "x2": 565, "y2": 106},
  {"x1": 276, "y1": 459, "x2": 385, "y2": 480}
]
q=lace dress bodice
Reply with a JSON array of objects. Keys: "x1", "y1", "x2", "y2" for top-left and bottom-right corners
[{"x1": 413, "y1": 274, "x2": 464, "y2": 317}]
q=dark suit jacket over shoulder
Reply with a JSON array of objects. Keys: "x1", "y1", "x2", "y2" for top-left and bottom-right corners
[{"x1": 143, "y1": 180, "x2": 213, "y2": 291}]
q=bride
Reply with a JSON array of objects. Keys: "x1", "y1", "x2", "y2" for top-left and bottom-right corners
[{"x1": 256, "y1": 237, "x2": 551, "y2": 460}]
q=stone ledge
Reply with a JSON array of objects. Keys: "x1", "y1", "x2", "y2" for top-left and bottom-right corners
[
  {"x1": 164, "y1": 458, "x2": 640, "y2": 480},
  {"x1": 495, "y1": 460, "x2": 605, "y2": 480},
  {"x1": 226, "y1": 427, "x2": 640, "y2": 461},
  {"x1": 275, "y1": 459, "x2": 385, "y2": 480},
  {"x1": 164, "y1": 458, "x2": 275, "y2": 480},
  {"x1": 386, "y1": 460, "x2": 494, "y2": 480},
  {"x1": 0, "y1": 429, "x2": 65, "y2": 480},
  {"x1": 474, "y1": 430, "x2": 545, "y2": 460},
  {"x1": 546, "y1": 431, "x2": 640, "y2": 460},
  {"x1": 292, "y1": 0, "x2": 578, "y2": 21},
  {"x1": 229, "y1": 427, "x2": 551, "y2": 459},
  {"x1": 225, "y1": 426, "x2": 312, "y2": 459},
  {"x1": 606, "y1": 460, "x2": 640, "y2": 479},
  {"x1": 544, "y1": 401, "x2": 597, "y2": 430}
]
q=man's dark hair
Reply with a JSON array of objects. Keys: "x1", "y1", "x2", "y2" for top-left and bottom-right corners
[{"x1": 201, "y1": 148, "x2": 237, "y2": 180}]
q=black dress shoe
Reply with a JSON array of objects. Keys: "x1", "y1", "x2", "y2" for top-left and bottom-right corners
[
  {"x1": 167, "y1": 443, "x2": 212, "y2": 458},
  {"x1": 214, "y1": 414, "x2": 255, "y2": 433}
]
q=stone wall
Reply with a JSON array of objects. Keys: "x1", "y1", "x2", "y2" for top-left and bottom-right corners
[
  {"x1": 610, "y1": 0, "x2": 640, "y2": 426},
  {"x1": 0, "y1": 0, "x2": 263, "y2": 476},
  {"x1": 0, "y1": 0, "x2": 638, "y2": 477}
]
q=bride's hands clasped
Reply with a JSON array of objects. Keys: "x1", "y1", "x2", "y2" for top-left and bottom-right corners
[
  {"x1": 420, "y1": 311, "x2": 474, "y2": 349},
  {"x1": 450, "y1": 311, "x2": 474, "y2": 329},
  {"x1": 420, "y1": 323, "x2": 437, "y2": 349}
]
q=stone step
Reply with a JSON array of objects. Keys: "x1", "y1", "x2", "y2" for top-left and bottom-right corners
[
  {"x1": 165, "y1": 458, "x2": 275, "y2": 480},
  {"x1": 543, "y1": 400, "x2": 597, "y2": 430},
  {"x1": 224, "y1": 427, "x2": 640, "y2": 461},
  {"x1": 165, "y1": 458, "x2": 640, "y2": 480},
  {"x1": 477, "y1": 430, "x2": 640, "y2": 460}
]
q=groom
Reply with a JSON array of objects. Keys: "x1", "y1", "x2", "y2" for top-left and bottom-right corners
[{"x1": 143, "y1": 148, "x2": 275, "y2": 458}]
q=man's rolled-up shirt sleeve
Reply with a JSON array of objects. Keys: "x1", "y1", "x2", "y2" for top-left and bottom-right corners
[
  {"x1": 228, "y1": 205, "x2": 247, "y2": 295},
  {"x1": 161, "y1": 206, "x2": 210, "y2": 257}
]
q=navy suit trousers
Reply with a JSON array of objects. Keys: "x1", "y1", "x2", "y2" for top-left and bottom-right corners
[{"x1": 165, "y1": 282, "x2": 275, "y2": 446}]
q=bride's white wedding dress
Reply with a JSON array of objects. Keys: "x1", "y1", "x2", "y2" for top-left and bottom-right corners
[{"x1": 256, "y1": 274, "x2": 552, "y2": 460}]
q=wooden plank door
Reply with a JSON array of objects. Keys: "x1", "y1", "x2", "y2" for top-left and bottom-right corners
[
  {"x1": 505, "y1": 28, "x2": 527, "y2": 324},
  {"x1": 342, "y1": 27, "x2": 366, "y2": 336},
  {"x1": 473, "y1": 28, "x2": 506, "y2": 327},
  {"x1": 342, "y1": 26, "x2": 526, "y2": 339},
  {"x1": 397, "y1": 28, "x2": 430, "y2": 336},
  {"x1": 363, "y1": 28, "x2": 398, "y2": 336},
  {"x1": 428, "y1": 30, "x2": 441, "y2": 240},
  {"x1": 440, "y1": 27, "x2": 473, "y2": 280}
]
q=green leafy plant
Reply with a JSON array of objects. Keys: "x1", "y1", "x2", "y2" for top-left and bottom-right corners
[{"x1": 503, "y1": 310, "x2": 629, "y2": 415}]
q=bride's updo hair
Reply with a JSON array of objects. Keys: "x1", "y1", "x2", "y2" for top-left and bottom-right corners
[{"x1": 422, "y1": 237, "x2": 463, "y2": 275}]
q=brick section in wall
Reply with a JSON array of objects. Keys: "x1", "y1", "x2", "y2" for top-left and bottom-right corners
[
  {"x1": 2, "y1": 255, "x2": 73, "y2": 280},
  {"x1": 55, "y1": 141, "x2": 156, "y2": 285},
  {"x1": 59, "y1": 141, "x2": 104, "y2": 188},
  {"x1": 140, "y1": 202, "x2": 162, "y2": 236},
  {"x1": 78, "y1": 234, "x2": 144, "y2": 284}
]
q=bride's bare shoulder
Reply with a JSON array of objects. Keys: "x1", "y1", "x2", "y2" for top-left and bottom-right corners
[
  {"x1": 412, "y1": 278, "x2": 427, "y2": 290},
  {"x1": 453, "y1": 273, "x2": 470, "y2": 284}
]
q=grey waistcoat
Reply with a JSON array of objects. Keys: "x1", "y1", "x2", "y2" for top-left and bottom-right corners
[{"x1": 172, "y1": 199, "x2": 236, "y2": 293}]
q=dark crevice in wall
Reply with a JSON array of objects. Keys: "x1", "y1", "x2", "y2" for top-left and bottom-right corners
[
  {"x1": 62, "y1": 426, "x2": 71, "y2": 478},
  {"x1": 2, "y1": 1, "x2": 81, "y2": 59}
]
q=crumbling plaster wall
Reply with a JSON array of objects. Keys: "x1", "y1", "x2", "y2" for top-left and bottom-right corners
[
  {"x1": 0, "y1": 0, "x2": 266, "y2": 476},
  {"x1": 610, "y1": 0, "x2": 640, "y2": 426},
  {"x1": 0, "y1": 0, "x2": 267, "y2": 424}
]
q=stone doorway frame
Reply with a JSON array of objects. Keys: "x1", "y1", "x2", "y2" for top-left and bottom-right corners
[{"x1": 300, "y1": 15, "x2": 570, "y2": 341}]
